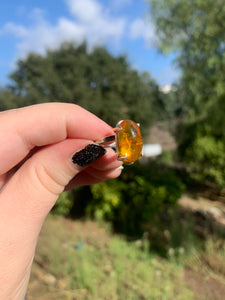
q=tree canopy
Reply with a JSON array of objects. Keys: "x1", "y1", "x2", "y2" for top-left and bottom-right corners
[
  {"x1": 150, "y1": 0, "x2": 225, "y2": 129},
  {"x1": 149, "y1": 0, "x2": 225, "y2": 186},
  {"x1": 0, "y1": 42, "x2": 159, "y2": 133}
]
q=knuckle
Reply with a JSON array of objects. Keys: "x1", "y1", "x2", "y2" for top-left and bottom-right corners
[{"x1": 33, "y1": 163, "x2": 65, "y2": 196}]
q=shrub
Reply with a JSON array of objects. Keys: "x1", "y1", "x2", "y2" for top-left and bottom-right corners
[
  {"x1": 51, "y1": 163, "x2": 185, "y2": 239},
  {"x1": 185, "y1": 134, "x2": 225, "y2": 187},
  {"x1": 52, "y1": 190, "x2": 74, "y2": 216},
  {"x1": 88, "y1": 162, "x2": 185, "y2": 236}
]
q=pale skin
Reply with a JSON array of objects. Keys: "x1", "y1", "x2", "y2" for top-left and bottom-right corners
[{"x1": 0, "y1": 103, "x2": 122, "y2": 300}]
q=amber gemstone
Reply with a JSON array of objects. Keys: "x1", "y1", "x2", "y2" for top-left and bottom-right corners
[{"x1": 115, "y1": 120, "x2": 143, "y2": 163}]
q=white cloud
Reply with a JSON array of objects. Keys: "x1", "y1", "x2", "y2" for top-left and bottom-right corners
[
  {"x1": 66, "y1": 0, "x2": 125, "y2": 45},
  {"x1": 1, "y1": 18, "x2": 85, "y2": 58},
  {"x1": 0, "y1": 22, "x2": 28, "y2": 38},
  {"x1": 129, "y1": 18, "x2": 156, "y2": 47},
  {"x1": 66, "y1": 0, "x2": 102, "y2": 23},
  {"x1": 0, "y1": 0, "x2": 126, "y2": 59}
]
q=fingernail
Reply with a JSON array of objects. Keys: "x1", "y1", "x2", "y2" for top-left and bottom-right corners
[
  {"x1": 72, "y1": 144, "x2": 106, "y2": 167},
  {"x1": 117, "y1": 166, "x2": 124, "y2": 170}
]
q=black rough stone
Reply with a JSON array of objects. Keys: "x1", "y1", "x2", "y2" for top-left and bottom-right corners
[{"x1": 72, "y1": 144, "x2": 106, "y2": 167}]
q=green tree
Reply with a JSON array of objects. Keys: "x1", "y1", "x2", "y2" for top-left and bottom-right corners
[
  {"x1": 1, "y1": 42, "x2": 159, "y2": 133},
  {"x1": 149, "y1": 0, "x2": 225, "y2": 186},
  {"x1": 0, "y1": 89, "x2": 13, "y2": 110}
]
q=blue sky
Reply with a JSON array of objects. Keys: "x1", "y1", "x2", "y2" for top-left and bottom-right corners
[{"x1": 0, "y1": 0, "x2": 179, "y2": 87}]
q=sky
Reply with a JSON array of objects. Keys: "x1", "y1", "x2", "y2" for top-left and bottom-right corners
[{"x1": 0, "y1": 0, "x2": 179, "y2": 88}]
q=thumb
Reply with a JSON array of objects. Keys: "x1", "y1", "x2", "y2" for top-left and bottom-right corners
[
  {"x1": 0, "y1": 139, "x2": 106, "y2": 299},
  {"x1": 1, "y1": 139, "x2": 105, "y2": 233}
]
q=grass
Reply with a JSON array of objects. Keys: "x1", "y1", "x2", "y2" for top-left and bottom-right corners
[{"x1": 27, "y1": 215, "x2": 225, "y2": 300}]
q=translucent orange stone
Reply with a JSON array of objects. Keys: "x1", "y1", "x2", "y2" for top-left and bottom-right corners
[{"x1": 115, "y1": 120, "x2": 143, "y2": 164}]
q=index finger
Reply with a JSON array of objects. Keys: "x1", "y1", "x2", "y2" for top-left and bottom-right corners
[{"x1": 0, "y1": 103, "x2": 113, "y2": 174}]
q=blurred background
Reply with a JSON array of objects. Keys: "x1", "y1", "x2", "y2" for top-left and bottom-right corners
[{"x1": 1, "y1": 0, "x2": 225, "y2": 299}]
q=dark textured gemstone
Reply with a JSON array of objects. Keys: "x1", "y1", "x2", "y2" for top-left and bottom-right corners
[{"x1": 72, "y1": 144, "x2": 106, "y2": 167}]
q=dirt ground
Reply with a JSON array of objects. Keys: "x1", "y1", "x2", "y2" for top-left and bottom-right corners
[
  {"x1": 26, "y1": 214, "x2": 225, "y2": 300},
  {"x1": 184, "y1": 268, "x2": 225, "y2": 300}
]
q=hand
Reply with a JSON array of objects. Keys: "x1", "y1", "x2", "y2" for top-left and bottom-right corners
[{"x1": 0, "y1": 103, "x2": 122, "y2": 299}]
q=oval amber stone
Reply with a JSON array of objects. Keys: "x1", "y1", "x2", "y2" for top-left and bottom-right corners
[{"x1": 115, "y1": 120, "x2": 143, "y2": 163}]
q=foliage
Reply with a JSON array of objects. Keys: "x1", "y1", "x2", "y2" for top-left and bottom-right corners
[
  {"x1": 51, "y1": 162, "x2": 185, "y2": 239},
  {"x1": 0, "y1": 88, "x2": 26, "y2": 110},
  {"x1": 146, "y1": 209, "x2": 200, "y2": 257},
  {"x1": 149, "y1": 0, "x2": 225, "y2": 187},
  {"x1": 184, "y1": 133, "x2": 225, "y2": 187},
  {"x1": 0, "y1": 42, "x2": 159, "y2": 133},
  {"x1": 157, "y1": 150, "x2": 175, "y2": 165},
  {"x1": 52, "y1": 190, "x2": 74, "y2": 216},
  {"x1": 157, "y1": 87, "x2": 185, "y2": 123},
  {"x1": 87, "y1": 162, "x2": 185, "y2": 236}
]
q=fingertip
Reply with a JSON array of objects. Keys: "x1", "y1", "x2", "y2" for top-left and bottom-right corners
[
  {"x1": 91, "y1": 147, "x2": 123, "y2": 170},
  {"x1": 65, "y1": 165, "x2": 122, "y2": 189},
  {"x1": 85, "y1": 165, "x2": 123, "y2": 181}
]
